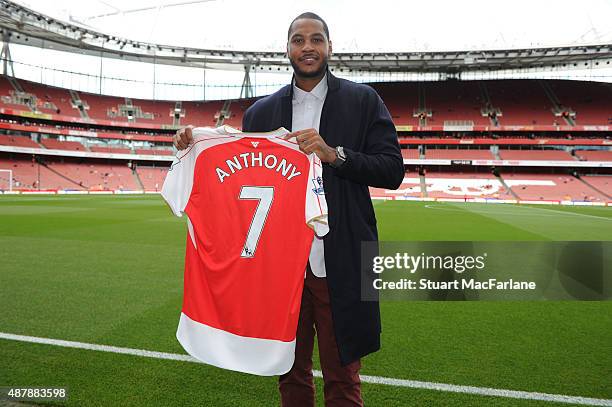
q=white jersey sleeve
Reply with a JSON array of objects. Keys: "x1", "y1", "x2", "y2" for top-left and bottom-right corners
[
  {"x1": 305, "y1": 154, "x2": 329, "y2": 237},
  {"x1": 161, "y1": 146, "x2": 196, "y2": 218}
]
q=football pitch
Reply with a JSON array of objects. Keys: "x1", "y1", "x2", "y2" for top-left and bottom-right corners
[{"x1": 0, "y1": 195, "x2": 610, "y2": 406}]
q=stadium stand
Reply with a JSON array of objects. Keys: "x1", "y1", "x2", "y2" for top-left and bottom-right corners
[
  {"x1": 425, "y1": 149, "x2": 494, "y2": 160},
  {"x1": 0, "y1": 157, "x2": 74, "y2": 190},
  {"x1": 2, "y1": 76, "x2": 611, "y2": 127},
  {"x1": 181, "y1": 100, "x2": 224, "y2": 127},
  {"x1": 0, "y1": 135, "x2": 40, "y2": 148},
  {"x1": 369, "y1": 171, "x2": 423, "y2": 198},
  {"x1": 401, "y1": 148, "x2": 420, "y2": 159},
  {"x1": 221, "y1": 99, "x2": 258, "y2": 128},
  {"x1": 580, "y1": 175, "x2": 612, "y2": 198},
  {"x1": 548, "y1": 80, "x2": 612, "y2": 125},
  {"x1": 575, "y1": 150, "x2": 612, "y2": 161},
  {"x1": 501, "y1": 172, "x2": 608, "y2": 202},
  {"x1": 128, "y1": 99, "x2": 175, "y2": 125},
  {"x1": 485, "y1": 80, "x2": 556, "y2": 125},
  {"x1": 498, "y1": 149, "x2": 576, "y2": 161},
  {"x1": 89, "y1": 146, "x2": 132, "y2": 154},
  {"x1": 136, "y1": 166, "x2": 167, "y2": 191},
  {"x1": 134, "y1": 148, "x2": 174, "y2": 156},
  {"x1": 89, "y1": 146, "x2": 133, "y2": 154},
  {"x1": 371, "y1": 80, "x2": 610, "y2": 127},
  {"x1": 0, "y1": 76, "x2": 34, "y2": 111},
  {"x1": 419, "y1": 80, "x2": 490, "y2": 126},
  {"x1": 0, "y1": 75, "x2": 610, "y2": 199},
  {"x1": 82, "y1": 93, "x2": 123, "y2": 121},
  {"x1": 39, "y1": 138, "x2": 87, "y2": 151},
  {"x1": 0, "y1": 156, "x2": 140, "y2": 190},
  {"x1": 18, "y1": 79, "x2": 76, "y2": 116},
  {"x1": 424, "y1": 171, "x2": 505, "y2": 199},
  {"x1": 45, "y1": 161, "x2": 139, "y2": 190},
  {"x1": 370, "y1": 82, "x2": 420, "y2": 126}
]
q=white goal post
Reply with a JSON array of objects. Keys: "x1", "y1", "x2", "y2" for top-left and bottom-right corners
[{"x1": 0, "y1": 169, "x2": 13, "y2": 192}]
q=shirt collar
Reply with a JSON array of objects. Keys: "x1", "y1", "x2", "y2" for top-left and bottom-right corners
[{"x1": 292, "y1": 73, "x2": 328, "y2": 104}]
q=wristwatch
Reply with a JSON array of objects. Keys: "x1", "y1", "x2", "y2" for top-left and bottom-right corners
[{"x1": 330, "y1": 146, "x2": 347, "y2": 168}]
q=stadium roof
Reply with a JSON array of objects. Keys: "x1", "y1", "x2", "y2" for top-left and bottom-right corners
[
  {"x1": 12, "y1": 0, "x2": 612, "y2": 53},
  {"x1": 1, "y1": 0, "x2": 611, "y2": 74}
]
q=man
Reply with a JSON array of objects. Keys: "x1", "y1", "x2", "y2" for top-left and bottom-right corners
[{"x1": 173, "y1": 12, "x2": 404, "y2": 406}]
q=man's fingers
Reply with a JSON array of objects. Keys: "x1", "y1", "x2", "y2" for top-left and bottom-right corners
[
  {"x1": 173, "y1": 133, "x2": 185, "y2": 150},
  {"x1": 180, "y1": 128, "x2": 193, "y2": 144},
  {"x1": 283, "y1": 132, "x2": 301, "y2": 141},
  {"x1": 290, "y1": 128, "x2": 313, "y2": 137},
  {"x1": 173, "y1": 133, "x2": 182, "y2": 150},
  {"x1": 301, "y1": 138, "x2": 320, "y2": 151},
  {"x1": 174, "y1": 125, "x2": 194, "y2": 150},
  {"x1": 297, "y1": 132, "x2": 320, "y2": 144},
  {"x1": 183, "y1": 126, "x2": 193, "y2": 143},
  {"x1": 284, "y1": 128, "x2": 316, "y2": 140}
]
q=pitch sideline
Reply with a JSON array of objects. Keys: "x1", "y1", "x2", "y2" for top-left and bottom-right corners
[{"x1": 1, "y1": 332, "x2": 611, "y2": 406}]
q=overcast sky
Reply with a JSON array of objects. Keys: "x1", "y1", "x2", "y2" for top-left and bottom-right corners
[{"x1": 16, "y1": 0, "x2": 612, "y2": 52}]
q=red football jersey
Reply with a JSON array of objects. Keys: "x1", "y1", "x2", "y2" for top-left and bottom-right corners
[{"x1": 162, "y1": 125, "x2": 328, "y2": 375}]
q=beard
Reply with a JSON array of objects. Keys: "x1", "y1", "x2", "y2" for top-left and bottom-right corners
[{"x1": 290, "y1": 55, "x2": 329, "y2": 79}]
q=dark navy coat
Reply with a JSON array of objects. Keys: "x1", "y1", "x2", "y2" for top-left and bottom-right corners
[{"x1": 242, "y1": 70, "x2": 404, "y2": 365}]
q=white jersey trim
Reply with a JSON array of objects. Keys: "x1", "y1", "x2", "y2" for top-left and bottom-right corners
[{"x1": 176, "y1": 312, "x2": 296, "y2": 376}]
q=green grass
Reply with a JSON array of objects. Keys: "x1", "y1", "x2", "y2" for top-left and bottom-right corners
[{"x1": 0, "y1": 196, "x2": 610, "y2": 406}]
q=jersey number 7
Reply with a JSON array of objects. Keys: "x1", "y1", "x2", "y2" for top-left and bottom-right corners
[{"x1": 239, "y1": 186, "x2": 274, "y2": 258}]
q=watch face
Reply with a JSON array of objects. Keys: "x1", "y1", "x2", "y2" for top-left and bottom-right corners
[{"x1": 331, "y1": 147, "x2": 346, "y2": 169}]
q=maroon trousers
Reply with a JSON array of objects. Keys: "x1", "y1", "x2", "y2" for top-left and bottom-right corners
[{"x1": 279, "y1": 266, "x2": 363, "y2": 407}]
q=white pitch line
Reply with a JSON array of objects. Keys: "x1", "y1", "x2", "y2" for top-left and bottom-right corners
[
  {"x1": 423, "y1": 203, "x2": 612, "y2": 221},
  {"x1": 0, "y1": 332, "x2": 195, "y2": 362},
  {"x1": 1, "y1": 332, "x2": 611, "y2": 406},
  {"x1": 521, "y1": 205, "x2": 612, "y2": 221}
]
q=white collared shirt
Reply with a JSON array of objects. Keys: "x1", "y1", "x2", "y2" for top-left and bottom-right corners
[{"x1": 292, "y1": 74, "x2": 328, "y2": 278}]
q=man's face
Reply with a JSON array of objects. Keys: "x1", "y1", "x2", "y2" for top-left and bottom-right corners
[{"x1": 287, "y1": 18, "x2": 332, "y2": 79}]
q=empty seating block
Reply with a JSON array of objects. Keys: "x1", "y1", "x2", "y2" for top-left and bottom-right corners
[
  {"x1": 40, "y1": 139, "x2": 86, "y2": 151},
  {"x1": 369, "y1": 172, "x2": 423, "y2": 198},
  {"x1": 425, "y1": 149, "x2": 494, "y2": 160},
  {"x1": 580, "y1": 176, "x2": 612, "y2": 198},
  {"x1": 498, "y1": 150, "x2": 575, "y2": 161},
  {"x1": 90, "y1": 146, "x2": 132, "y2": 154},
  {"x1": 401, "y1": 149, "x2": 420, "y2": 159},
  {"x1": 0, "y1": 157, "x2": 144, "y2": 190},
  {"x1": 0, "y1": 135, "x2": 40, "y2": 148},
  {"x1": 2, "y1": 75, "x2": 610, "y2": 127},
  {"x1": 501, "y1": 173, "x2": 607, "y2": 201},
  {"x1": 575, "y1": 150, "x2": 612, "y2": 161},
  {"x1": 135, "y1": 149, "x2": 173, "y2": 156},
  {"x1": 136, "y1": 166, "x2": 168, "y2": 191},
  {"x1": 424, "y1": 172, "x2": 504, "y2": 199}
]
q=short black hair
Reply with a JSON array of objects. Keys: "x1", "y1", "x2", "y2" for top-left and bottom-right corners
[{"x1": 287, "y1": 12, "x2": 330, "y2": 40}]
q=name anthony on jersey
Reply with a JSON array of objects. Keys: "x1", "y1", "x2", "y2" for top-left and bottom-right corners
[{"x1": 216, "y1": 151, "x2": 302, "y2": 183}]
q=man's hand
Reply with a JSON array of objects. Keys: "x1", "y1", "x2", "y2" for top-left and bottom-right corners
[
  {"x1": 173, "y1": 125, "x2": 194, "y2": 150},
  {"x1": 283, "y1": 128, "x2": 336, "y2": 163}
]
